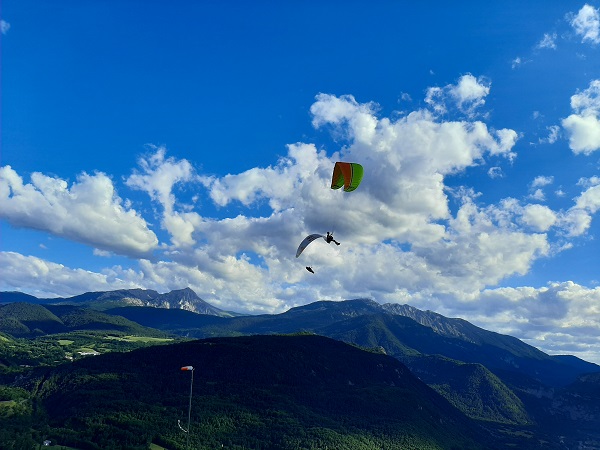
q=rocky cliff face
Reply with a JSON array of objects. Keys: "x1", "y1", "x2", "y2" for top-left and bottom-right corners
[
  {"x1": 104, "y1": 287, "x2": 232, "y2": 316},
  {"x1": 147, "y1": 288, "x2": 225, "y2": 315}
]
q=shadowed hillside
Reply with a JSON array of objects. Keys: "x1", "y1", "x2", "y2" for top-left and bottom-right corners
[
  {"x1": 0, "y1": 303, "x2": 165, "y2": 338},
  {"x1": 0, "y1": 303, "x2": 66, "y2": 336},
  {"x1": 26, "y1": 335, "x2": 495, "y2": 450}
]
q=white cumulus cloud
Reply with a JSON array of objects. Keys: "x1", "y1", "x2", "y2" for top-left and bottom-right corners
[
  {"x1": 532, "y1": 175, "x2": 554, "y2": 188},
  {"x1": 570, "y1": 4, "x2": 600, "y2": 44},
  {"x1": 0, "y1": 166, "x2": 158, "y2": 257},
  {"x1": 537, "y1": 32, "x2": 557, "y2": 49},
  {"x1": 521, "y1": 204, "x2": 558, "y2": 232},
  {"x1": 562, "y1": 80, "x2": 600, "y2": 154},
  {"x1": 0, "y1": 252, "x2": 144, "y2": 298},
  {"x1": 467, "y1": 282, "x2": 600, "y2": 363},
  {"x1": 0, "y1": 20, "x2": 9, "y2": 34},
  {"x1": 425, "y1": 74, "x2": 491, "y2": 117},
  {"x1": 126, "y1": 146, "x2": 202, "y2": 248}
]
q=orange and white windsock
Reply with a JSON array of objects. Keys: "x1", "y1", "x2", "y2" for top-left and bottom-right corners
[{"x1": 181, "y1": 366, "x2": 194, "y2": 371}]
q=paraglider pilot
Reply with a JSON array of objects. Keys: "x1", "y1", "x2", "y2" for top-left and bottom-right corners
[
  {"x1": 325, "y1": 232, "x2": 340, "y2": 246},
  {"x1": 305, "y1": 266, "x2": 315, "y2": 274}
]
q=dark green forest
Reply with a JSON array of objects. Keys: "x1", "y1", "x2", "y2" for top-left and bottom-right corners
[{"x1": 3, "y1": 334, "x2": 498, "y2": 450}]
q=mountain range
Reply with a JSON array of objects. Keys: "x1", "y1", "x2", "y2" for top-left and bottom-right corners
[
  {"x1": 0, "y1": 287, "x2": 236, "y2": 316},
  {"x1": 2, "y1": 288, "x2": 600, "y2": 448},
  {"x1": 102, "y1": 296, "x2": 598, "y2": 386}
]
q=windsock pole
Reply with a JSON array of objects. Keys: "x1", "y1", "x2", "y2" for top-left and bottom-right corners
[{"x1": 180, "y1": 366, "x2": 194, "y2": 450}]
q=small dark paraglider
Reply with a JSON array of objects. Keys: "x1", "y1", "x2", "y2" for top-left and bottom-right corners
[
  {"x1": 325, "y1": 231, "x2": 340, "y2": 246},
  {"x1": 305, "y1": 266, "x2": 315, "y2": 274}
]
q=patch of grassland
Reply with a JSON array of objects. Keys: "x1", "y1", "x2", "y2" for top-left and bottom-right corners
[{"x1": 105, "y1": 335, "x2": 173, "y2": 343}]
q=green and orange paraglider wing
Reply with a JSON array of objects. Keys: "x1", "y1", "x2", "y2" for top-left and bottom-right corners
[{"x1": 330, "y1": 162, "x2": 363, "y2": 192}]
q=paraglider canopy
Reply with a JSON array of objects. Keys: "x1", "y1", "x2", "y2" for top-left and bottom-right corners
[
  {"x1": 296, "y1": 234, "x2": 324, "y2": 258},
  {"x1": 331, "y1": 162, "x2": 363, "y2": 192}
]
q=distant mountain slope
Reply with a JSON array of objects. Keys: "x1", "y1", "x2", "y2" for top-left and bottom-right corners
[
  {"x1": 0, "y1": 303, "x2": 164, "y2": 338},
  {"x1": 383, "y1": 303, "x2": 545, "y2": 357},
  {"x1": 534, "y1": 372, "x2": 600, "y2": 441},
  {"x1": 0, "y1": 303, "x2": 67, "y2": 336},
  {"x1": 45, "y1": 305, "x2": 163, "y2": 334},
  {"x1": 406, "y1": 355, "x2": 530, "y2": 425},
  {"x1": 0, "y1": 291, "x2": 45, "y2": 304},
  {"x1": 381, "y1": 303, "x2": 599, "y2": 386},
  {"x1": 62, "y1": 287, "x2": 234, "y2": 316},
  {"x1": 31, "y1": 335, "x2": 496, "y2": 450},
  {"x1": 112, "y1": 298, "x2": 596, "y2": 387},
  {"x1": 104, "y1": 306, "x2": 228, "y2": 333},
  {"x1": 65, "y1": 288, "x2": 159, "y2": 304},
  {"x1": 1, "y1": 288, "x2": 235, "y2": 317},
  {"x1": 317, "y1": 313, "x2": 531, "y2": 424}
]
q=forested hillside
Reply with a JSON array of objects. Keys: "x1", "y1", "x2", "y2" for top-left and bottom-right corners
[
  {"x1": 0, "y1": 303, "x2": 166, "y2": 338},
  {"x1": 6, "y1": 335, "x2": 496, "y2": 450}
]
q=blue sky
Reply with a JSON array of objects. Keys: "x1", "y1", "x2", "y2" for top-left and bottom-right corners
[{"x1": 3, "y1": 1, "x2": 600, "y2": 363}]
